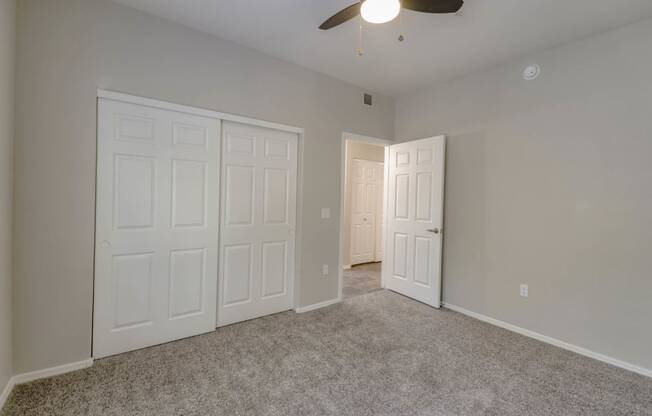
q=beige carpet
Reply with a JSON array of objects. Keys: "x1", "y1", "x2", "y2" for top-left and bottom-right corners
[
  {"x1": 342, "y1": 262, "x2": 382, "y2": 299},
  {"x1": 3, "y1": 290, "x2": 651, "y2": 415}
]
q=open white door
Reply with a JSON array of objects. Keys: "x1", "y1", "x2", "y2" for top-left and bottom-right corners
[
  {"x1": 94, "y1": 99, "x2": 219, "y2": 358},
  {"x1": 384, "y1": 136, "x2": 445, "y2": 308}
]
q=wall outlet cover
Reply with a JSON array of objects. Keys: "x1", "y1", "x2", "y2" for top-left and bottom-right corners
[
  {"x1": 520, "y1": 284, "x2": 529, "y2": 298},
  {"x1": 322, "y1": 264, "x2": 329, "y2": 275}
]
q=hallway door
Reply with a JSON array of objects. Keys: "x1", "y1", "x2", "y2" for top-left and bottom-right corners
[{"x1": 350, "y1": 159, "x2": 383, "y2": 265}]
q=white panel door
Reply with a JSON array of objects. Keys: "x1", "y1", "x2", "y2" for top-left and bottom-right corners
[
  {"x1": 384, "y1": 136, "x2": 445, "y2": 307},
  {"x1": 94, "y1": 99, "x2": 219, "y2": 358},
  {"x1": 350, "y1": 159, "x2": 383, "y2": 265},
  {"x1": 218, "y1": 122, "x2": 298, "y2": 326}
]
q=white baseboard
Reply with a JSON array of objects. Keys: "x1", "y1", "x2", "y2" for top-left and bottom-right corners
[
  {"x1": 295, "y1": 297, "x2": 341, "y2": 313},
  {"x1": 12, "y1": 358, "x2": 94, "y2": 385},
  {"x1": 0, "y1": 377, "x2": 15, "y2": 410},
  {"x1": 343, "y1": 265, "x2": 351, "y2": 270},
  {"x1": 0, "y1": 358, "x2": 94, "y2": 410},
  {"x1": 442, "y1": 302, "x2": 652, "y2": 379}
]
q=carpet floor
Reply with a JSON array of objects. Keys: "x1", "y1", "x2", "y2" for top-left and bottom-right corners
[
  {"x1": 3, "y1": 291, "x2": 651, "y2": 415},
  {"x1": 342, "y1": 262, "x2": 382, "y2": 299}
]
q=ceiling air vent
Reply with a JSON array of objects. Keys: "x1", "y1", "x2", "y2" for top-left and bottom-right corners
[{"x1": 364, "y1": 93, "x2": 372, "y2": 106}]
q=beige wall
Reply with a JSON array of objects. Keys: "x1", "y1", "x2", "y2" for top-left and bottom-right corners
[
  {"x1": 0, "y1": 0, "x2": 15, "y2": 395},
  {"x1": 14, "y1": 0, "x2": 394, "y2": 373},
  {"x1": 395, "y1": 18, "x2": 652, "y2": 371},
  {"x1": 342, "y1": 140, "x2": 386, "y2": 267}
]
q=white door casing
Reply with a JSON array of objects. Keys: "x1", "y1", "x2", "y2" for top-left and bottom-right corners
[
  {"x1": 350, "y1": 159, "x2": 383, "y2": 265},
  {"x1": 94, "y1": 99, "x2": 219, "y2": 358},
  {"x1": 384, "y1": 136, "x2": 445, "y2": 308},
  {"x1": 218, "y1": 122, "x2": 298, "y2": 326},
  {"x1": 375, "y1": 162, "x2": 385, "y2": 263}
]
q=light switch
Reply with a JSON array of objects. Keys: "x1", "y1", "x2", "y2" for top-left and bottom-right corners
[{"x1": 321, "y1": 208, "x2": 331, "y2": 219}]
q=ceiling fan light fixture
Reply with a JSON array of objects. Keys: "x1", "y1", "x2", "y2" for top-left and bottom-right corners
[{"x1": 360, "y1": 0, "x2": 401, "y2": 24}]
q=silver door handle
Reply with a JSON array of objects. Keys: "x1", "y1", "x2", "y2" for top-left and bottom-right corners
[{"x1": 426, "y1": 228, "x2": 441, "y2": 234}]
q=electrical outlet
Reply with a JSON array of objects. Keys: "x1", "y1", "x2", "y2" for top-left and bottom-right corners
[
  {"x1": 321, "y1": 208, "x2": 331, "y2": 219},
  {"x1": 322, "y1": 264, "x2": 329, "y2": 276},
  {"x1": 520, "y1": 284, "x2": 529, "y2": 298}
]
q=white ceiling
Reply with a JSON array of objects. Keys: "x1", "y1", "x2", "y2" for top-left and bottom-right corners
[{"x1": 111, "y1": 0, "x2": 652, "y2": 97}]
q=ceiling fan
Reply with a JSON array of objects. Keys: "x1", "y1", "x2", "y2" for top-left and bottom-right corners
[{"x1": 319, "y1": 0, "x2": 464, "y2": 30}]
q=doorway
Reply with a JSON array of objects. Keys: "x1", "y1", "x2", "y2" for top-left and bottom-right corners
[
  {"x1": 339, "y1": 133, "x2": 391, "y2": 300},
  {"x1": 338, "y1": 133, "x2": 447, "y2": 308}
]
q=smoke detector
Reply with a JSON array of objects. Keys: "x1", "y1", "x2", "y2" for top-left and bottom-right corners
[{"x1": 523, "y1": 64, "x2": 541, "y2": 81}]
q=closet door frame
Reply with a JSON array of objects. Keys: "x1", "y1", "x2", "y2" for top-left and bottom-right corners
[{"x1": 96, "y1": 90, "x2": 305, "y2": 333}]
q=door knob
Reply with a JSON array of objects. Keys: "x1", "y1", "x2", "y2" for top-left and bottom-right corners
[
  {"x1": 427, "y1": 228, "x2": 441, "y2": 234},
  {"x1": 100, "y1": 240, "x2": 111, "y2": 248}
]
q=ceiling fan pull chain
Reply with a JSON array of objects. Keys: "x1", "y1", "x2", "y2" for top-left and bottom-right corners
[{"x1": 398, "y1": 8, "x2": 405, "y2": 42}]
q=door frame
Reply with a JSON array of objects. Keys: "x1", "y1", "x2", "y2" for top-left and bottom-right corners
[
  {"x1": 338, "y1": 133, "x2": 392, "y2": 301},
  {"x1": 95, "y1": 89, "x2": 305, "y2": 335}
]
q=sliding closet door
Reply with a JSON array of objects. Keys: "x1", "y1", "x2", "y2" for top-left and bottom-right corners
[
  {"x1": 94, "y1": 98, "x2": 219, "y2": 358},
  {"x1": 218, "y1": 122, "x2": 298, "y2": 326}
]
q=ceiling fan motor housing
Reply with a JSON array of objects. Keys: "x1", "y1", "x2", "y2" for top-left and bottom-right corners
[{"x1": 319, "y1": 0, "x2": 464, "y2": 30}]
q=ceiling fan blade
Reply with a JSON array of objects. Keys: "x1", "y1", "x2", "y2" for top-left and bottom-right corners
[
  {"x1": 401, "y1": 0, "x2": 463, "y2": 13},
  {"x1": 319, "y1": 2, "x2": 361, "y2": 30}
]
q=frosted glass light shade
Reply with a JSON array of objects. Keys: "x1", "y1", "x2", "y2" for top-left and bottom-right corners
[{"x1": 361, "y1": 0, "x2": 401, "y2": 24}]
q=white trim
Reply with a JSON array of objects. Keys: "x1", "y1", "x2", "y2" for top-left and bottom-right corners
[
  {"x1": 443, "y1": 302, "x2": 652, "y2": 379},
  {"x1": 97, "y1": 90, "x2": 304, "y2": 135},
  {"x1": 293, "y1": 130, "x2": 305, "y2": 313},
  {"x1": 294, "y1": 297, "x2": 341, "y2": 313},
  {"x1": 338, "y1": 133, "x2": 392, "y2": 301},
  {"x1": 0, "y1": 359, "x2": 95, "y2": 408},
  {"x1": 343, "y1": 132, "x2": 392, "y2": 147},
  {"x1": 381, "y1": 145, "x2": 390, "y2": 289},
  {"x1": 0, "y1": 377, "x2": 15, "y2": 410},
  {"x1": 12, "y1": 359, "x2": 95, "y2": 385}
]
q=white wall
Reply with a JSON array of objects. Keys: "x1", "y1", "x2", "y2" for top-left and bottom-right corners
[
  {"x1": 14, "y1": 0, "x2": 394, "y2": 374},
  {"x1": 0, "y1": 0, "x2": 15, "y2": 398},
  {"x1": 343, "y1": 141, "x2": 385, "y2": 267},
  {"x1": 395, "y1": 18, "x2": 652, "y2": 371}
]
